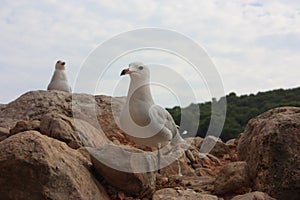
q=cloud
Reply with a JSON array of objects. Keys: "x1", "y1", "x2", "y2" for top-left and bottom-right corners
[{"x1": 0, "y1": 0, "x2": 299, "y2": 108}]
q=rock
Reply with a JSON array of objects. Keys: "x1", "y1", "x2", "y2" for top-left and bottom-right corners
[
  {"x1": 207, "y1": 153, "x2": 222, "y2": 166},
  {"x1": 0, "y1": 103, "x2": 6, "y2": 111},
  {"x1": 180, "y1": 175, "x2": 215, "y2": 192},
  {"x1": 0, "y1": 127, "x2": 9, "y2": 142},
  {"x1": 214, "y1": 161, "x2": 250, "y2": 195},
  {"x1": 0, "y1": 90, "x2": 130, "y2": 144},
  {"x1": 237, "y1": 107, "x2": 300, "y2": 199},
  {"x1": 195, "y1": 168, "x2": 216, "y2": 177},
  {"x1": 0, "y1": 131, "x2": 109, "y2": 200},
  {"x1": 231, "y1": 191, "x2": 276, "y2": 200},
  {"x1": 185, "y1": 136, "x2": 204, "y2": 148},
  {"x1": 40, "y1": 112, "x2": 109, "y2": 149},
  {"x1": 225, "y1": 138, "x2": 235, "y2": 146},
  {"x1": 10, "y1": 120, "x2": 40, "y2": 135},
  {"x1": 0, "y1": 90, "x2": 73, "y2": 128},
  {"x1": 199, "y1": 136, "x2": 230, "y2": 158},
  {"x1": 88, "y1": 144, "x2": 156, "y2": 198},
  {"x1": 153, "y1": 188, "x2": 218, "y2": 200},
  {"x1": 160, "y1": 148, "x2": 195, "y2": 177},
  {"x1": 185, "y1": 149, "x2": 196, "y2": 163}
]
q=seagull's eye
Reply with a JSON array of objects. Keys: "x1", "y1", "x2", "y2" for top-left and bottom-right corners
[{"x1": 138, "y1": 66, "x2": 144, "y2": 70}]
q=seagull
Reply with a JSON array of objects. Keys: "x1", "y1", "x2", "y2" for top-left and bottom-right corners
[
  {"x1": 47, "y1": 60, "x2": 72, "y2": 93},
  {"x1": 119, "y1": 62, "x2": 184, "y2": 173}
]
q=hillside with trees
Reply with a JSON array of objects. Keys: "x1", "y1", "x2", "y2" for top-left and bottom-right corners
[{"x1": 167, "y1": 87, "x2": 300, "y2": 141}]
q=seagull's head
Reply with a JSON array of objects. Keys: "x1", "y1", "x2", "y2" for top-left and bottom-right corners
[
  {"x1": 120, "y1": 62, "x2": 150, "y2": 80},
  {"x1": 55, "y1": 60, "x2": 66, "y2": 70}
]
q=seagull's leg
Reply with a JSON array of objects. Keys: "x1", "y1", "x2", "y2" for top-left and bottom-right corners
[
  {"x1": 157, "y1": 143, "x2": 161, "y2": 174},
  {"x1": 177, "y1": 158, "x2": 182, "y2": 176}
]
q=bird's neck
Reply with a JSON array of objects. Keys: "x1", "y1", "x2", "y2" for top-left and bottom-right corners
[{"x1": 127, "y1": 78, "x2": 154, "y2": 104}]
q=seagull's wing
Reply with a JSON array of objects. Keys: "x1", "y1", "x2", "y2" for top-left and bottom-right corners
[{"x1": 149, "y1": 105, "x2": 179, "y2": 138}]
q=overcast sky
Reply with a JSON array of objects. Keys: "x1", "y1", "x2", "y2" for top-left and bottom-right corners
[{"x1": 1, "y1": 0, "x2": 300, "y2": 107}]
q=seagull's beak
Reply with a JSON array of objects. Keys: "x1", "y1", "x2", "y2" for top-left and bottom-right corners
[{"x1": 120, "y1": 68, "x2": 130, "y2": 76}]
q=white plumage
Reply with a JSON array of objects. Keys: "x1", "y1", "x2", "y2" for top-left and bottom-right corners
[
  {"x1": 47, "y1": 60, "x2": 71, "y2": 93},
  {"x1": 119, "y1": 62, "x2": 184, "y2": 172}
]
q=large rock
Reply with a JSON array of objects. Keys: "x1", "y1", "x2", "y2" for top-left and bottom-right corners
[
  {"x1": 153, "y1": 188, "x2": 218, "y2": 200},
  {"x1": 40, "y1": 112, "x2": 109, "y2": 149},
  {"x1": 231, "y1": 191, "x2": 276, "y2": 200},
  {"x1": 238, "y1": 107, "x2": 300, "y2": 199},
  {"x1": 88, "y1": 144, "x2": 156, "y2": 198},
  {"x1": 0, "y1": 90, "x2": 129, "y2": 144},
  {"x1": 0, "y1": 90, "x2": 72, "y2": 128},
  {"x1": 0, "y1": 131, "x2": 109, "y2": 200},
  {"x1": 214, "y1": 161, "x2": 250, "y2": 195}
]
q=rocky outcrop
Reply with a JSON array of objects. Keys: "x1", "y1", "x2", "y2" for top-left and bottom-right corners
[
  {"x1": 238, "y1": 107, "x2": 300, "y2": 199},
  {"x1": 2, "y1": 90, "x2": 295, "y2": 199},
  {"x1": 214, "y1": 161, "x2": 250, "y2": 195},
  {"x1": 0, "y1": 131, "x2": 109, "y2": 200}
]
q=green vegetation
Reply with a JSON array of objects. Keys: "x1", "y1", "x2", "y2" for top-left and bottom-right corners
[{"x1": 167, "y1": 87, "x2": 300, "y2": 141}]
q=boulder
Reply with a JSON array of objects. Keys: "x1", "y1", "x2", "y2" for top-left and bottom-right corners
[
  {"x1": 214, "y1": 161, "x2": 250, "y2": 195},
  {"x1": 153, "y1": 188, "x2": 218, "y2": 200},
  {"x1": 10, "y1": 120, "x2": 40, "y2": 135},
  {"x1": 238, "y1": 107, "x2": 300, "y2": 199},
  {"x1": 231, "y1": 191, "x2": 276, "y2": 200},
  {"x1": 88, "y1": 144, "x2": 156, "y2": 198},
  {"x1": 40, "y1": 112, "x2": 109, "y2": 149},
  {"x1": 0, "y1": 131, "x2": 109, "y2": 200}
]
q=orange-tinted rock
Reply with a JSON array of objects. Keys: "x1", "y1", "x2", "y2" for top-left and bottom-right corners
[
  {"x1": 0, "y1": 131, "x2": 109, "y2": 200},
  {"x1": 238, "y1": 107, "x2": 300, "y2": 199}
]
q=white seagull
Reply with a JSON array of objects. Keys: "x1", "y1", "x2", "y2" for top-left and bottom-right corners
[
  {"x1": 119, "y1": 62, "x2": 184, "y2": 172},
  {"x1": 47, "y1": 60, "x2": 72, "y2": 93}
]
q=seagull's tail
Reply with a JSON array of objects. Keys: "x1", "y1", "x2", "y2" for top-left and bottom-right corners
[{"x1": 171, "y1": 130, "x2": 185, "y2": 146}]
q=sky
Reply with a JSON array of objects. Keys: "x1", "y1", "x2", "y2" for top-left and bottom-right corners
[{"x1": 1, "y1": 0, "x2": 300, "y2": 108}]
